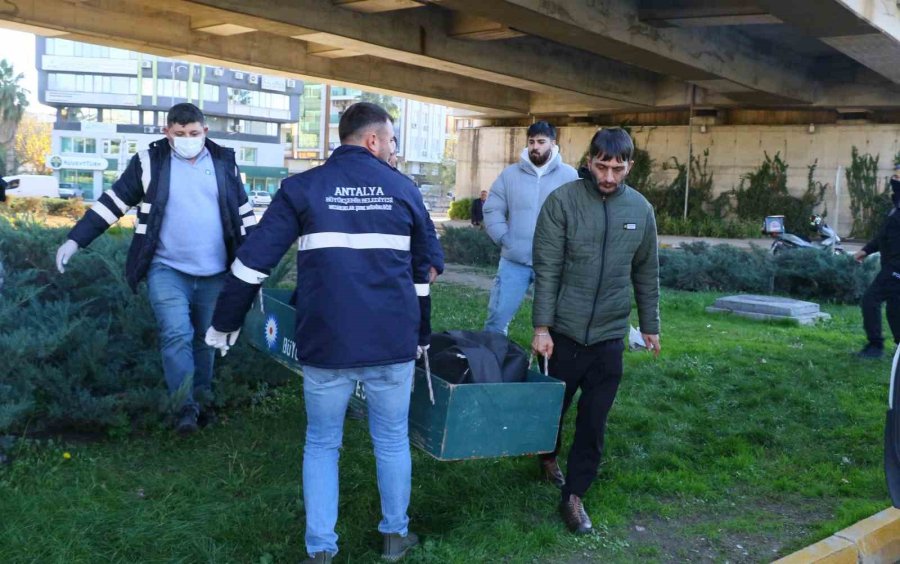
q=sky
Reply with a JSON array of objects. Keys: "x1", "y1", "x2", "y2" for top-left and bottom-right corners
[{"x1": 0, "y1": 28, "x2": 56, "y2": 116}]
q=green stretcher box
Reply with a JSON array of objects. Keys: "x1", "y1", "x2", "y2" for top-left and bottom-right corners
[{"x1": 245, "y1": 289, "x2": 565, "y2": 461}]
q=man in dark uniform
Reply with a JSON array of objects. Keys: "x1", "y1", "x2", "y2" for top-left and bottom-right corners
[
  {"x1": 205, "y1": 103, "x2": 431, "y2": 563},
  {"x1": 471, "y1": 190, "x2": 487, "y2": 226},
  {"x1": 856, "y1": 165, "x2": 900, "y2": 359}
]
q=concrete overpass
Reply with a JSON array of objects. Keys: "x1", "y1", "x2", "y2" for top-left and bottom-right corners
[{"x1": 3, "y1": 0, "x2": 900, "y2": 121}]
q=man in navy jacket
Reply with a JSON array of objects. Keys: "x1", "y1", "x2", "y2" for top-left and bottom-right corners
[
  {"x1": 55, "y1": 103, "x2": 255, "y2": 435},
  {"x1": 205, "y1": 103, "x2": 430, "y2": 563}
]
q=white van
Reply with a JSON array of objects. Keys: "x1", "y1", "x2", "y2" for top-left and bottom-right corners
[{"x1": 6, "y1": 175, "x2": 60, "y2": 199}]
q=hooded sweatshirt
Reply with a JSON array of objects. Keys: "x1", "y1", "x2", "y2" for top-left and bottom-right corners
[
  {"x1": 483, "y1": 145, "x2": 578, "y2": 266},
  {"x1": 863, "y1": 177, "x2": 900, "y2": 272}
]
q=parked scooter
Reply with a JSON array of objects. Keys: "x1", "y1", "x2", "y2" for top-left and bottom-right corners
[{"x1": 765, "y1": 215, "x2": 845, "y2": 255}]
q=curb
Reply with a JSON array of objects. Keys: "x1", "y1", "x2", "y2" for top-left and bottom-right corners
[{"x1": 774, "y1": 507, "x2": 900, "y2": 564}]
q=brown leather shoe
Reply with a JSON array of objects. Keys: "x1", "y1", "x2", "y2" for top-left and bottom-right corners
[
  {"x1": 559, "y1": 494, "x2": 593, "y2": 534},
  {"x1": 539, "y1": 457, "x2": 565, "y2": 488}
]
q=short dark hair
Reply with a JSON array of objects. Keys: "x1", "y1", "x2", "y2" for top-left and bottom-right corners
[
  {"x1": 527, "y1": 121, "x2": 556, "y2": 140},
  {"x1": 339, "y1": 102, "x2": 392, "y2": 142},
  {"x1": 588, "y1": 128, "x2": 634, "y2": 162},
  {"x1": 167, "y1": 103, "x2": 205, "y2": 127}
]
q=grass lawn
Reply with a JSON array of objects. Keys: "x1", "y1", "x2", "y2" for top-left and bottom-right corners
[{"x1": 0, "y1": 282, "x2": 892, "y2": 563}]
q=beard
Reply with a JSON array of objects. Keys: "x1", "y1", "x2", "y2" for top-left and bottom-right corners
[{"x1": 529, "y1": 149, "x2": 551, "y2": 166}]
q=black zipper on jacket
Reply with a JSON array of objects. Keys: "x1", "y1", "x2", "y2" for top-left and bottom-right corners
[{"x1": 583, "y1": 196, "x2": 609, "y2": 345}]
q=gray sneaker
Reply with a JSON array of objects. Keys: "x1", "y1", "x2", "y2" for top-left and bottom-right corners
[
  {"x1": 301, "y1": 552, "x2": 332, "y2": 564},
  {"x1": 382, "y1": 531, "x2": 419, "y2": 561}
]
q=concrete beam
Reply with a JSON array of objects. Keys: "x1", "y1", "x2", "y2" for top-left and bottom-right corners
[
  {"x1": 449, "y1": 13, "x2": 524, "y2": 40},
  {"x1": 639, "y1": 0, "x2": 781, "y2": 27},
  {"x1": 192, "y1": 22, "x2": 257, "y2": 36},
  {"x1": 186, "y1": 0, "x2": 663, "y2": 108},
  {"x1": 0, "y1": 0, "x2": 529, "y2": 116},
  {"x1": 305, "y1": 41, "x2": 363, "y2": 59},
  {"x1": 333, "y1": 0, "x2": 422, "y2": 13},
  {"x1": 529, "y1": 93, "x2": 630, "y2": 116},
  {"x1": 757, "y1": 0, "x2": 900, "y2": 85},
  {"x1": 433, "y1": 0, "x2": 817, "y2": 104}
]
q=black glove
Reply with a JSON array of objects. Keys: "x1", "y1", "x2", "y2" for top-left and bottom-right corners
[{"x1": 418, "y1": 295, "x2": 431, "y2": 348}]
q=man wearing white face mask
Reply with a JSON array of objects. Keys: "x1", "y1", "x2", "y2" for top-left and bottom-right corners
[{"x1": 54, "y1": 103, "x2": 256, "y2": 435}]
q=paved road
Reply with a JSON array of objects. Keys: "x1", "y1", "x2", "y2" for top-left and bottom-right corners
[{"x1": 433, "y1": 217, "x2": 864, "y2": 254}]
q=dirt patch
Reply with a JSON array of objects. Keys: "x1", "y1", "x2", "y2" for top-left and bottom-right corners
[
  {"x1": 529, "y1": 495, "x2": 836, "y2": 563},
  {"x1": 437, "y1": 263, "x2": 496, "y2": 291},
  {"x1": 621, "y1": 496, "x2": 836, "y2": 563}
]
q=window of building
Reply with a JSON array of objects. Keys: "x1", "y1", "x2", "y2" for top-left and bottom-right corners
[
  {"x1": 299, "y1": 84, "x2": 323, "y2": 150},
  {"x1": 46, "y1": 38, "x2": 138, "y2": 59},
  {"x1": 101, "y1": 139, "x2": 122, "y2": 155},
  {"x1": 202, "y1": 84, "x2": 219, "y2": 103},
  {"x1": 99, "y1": 139, "x2": 137, "y2": 156},
  {"x1": 153, "y1": 79, "x2": 217, "y2": 103},
  {"x1": 204, "y1": 116, "x2": 278, "y2": 137},
  {"x1": 48, "y1": 73, "x2": 137, "y2": 95},
  {"x1": 238, "y1": 147, "x2": 257, "y2": 164},
  {"x1": 101, "y1": 109, "x2": 139, "y2": 125},
  {"x1": 156, "y1": 78, "x2": 188, "y2": 100},
  {"x1": 142, "y1": 111, "x2": 154, "y2": 125},
  {"x1": 236, "y1": 120, "x2": 278, "y2": 137},
  {"x1": 227, "y1": 88, "x2": 289, "y2": 110},
  {"x1": 205, "y1": 116, "x2": 229, "y2": 132},
  {"x1": 102, "y1": 171, "x2": 119, "y2": 192},
  {"x1": 59, "y1": 107, "x2": 100, "y2": 123},
  {"x1": 46, "y1": 38, "x2": 75, "y2": 56},
  {"x1": 60, "y1": 169, "x2": 96, "y2": 200},
  {"x1": 61, "y1": 137, "x2": 97, "y2": 154}
]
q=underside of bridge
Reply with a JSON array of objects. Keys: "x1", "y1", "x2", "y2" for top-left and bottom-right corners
[{"x1": 3, "y1": 0, "x2": 900, "y2": 124}]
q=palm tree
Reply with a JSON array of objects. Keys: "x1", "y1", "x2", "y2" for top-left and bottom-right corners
[{"x1": 0, "y1": 60, "x2": 29, "y2": 176}]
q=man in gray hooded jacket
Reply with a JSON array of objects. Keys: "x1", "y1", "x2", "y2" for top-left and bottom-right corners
[{"x1": 483, "y1": 121, "x2": 578, "y2": 335}]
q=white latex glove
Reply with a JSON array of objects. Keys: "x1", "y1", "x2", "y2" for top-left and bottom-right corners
[
  {"x1": 56, "y1": 240, "x2": 79, "y2": 274},
  {"x1": 205, "y1": 326, "x2": 241, "y2": 357},
  {"x1": 416, "y1": 344, "x2": 430, "y2": 360}
]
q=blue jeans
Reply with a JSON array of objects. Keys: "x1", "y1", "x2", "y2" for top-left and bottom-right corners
[
  {"x1": 147, "y1": 262, "x2": 226, "y2": 414},
  {"x1": 301, "y1": 361, "x2": 414, "y2": 557},
  {"x1": 484, "y1": 257, "x2": 534, "y2": 335}
]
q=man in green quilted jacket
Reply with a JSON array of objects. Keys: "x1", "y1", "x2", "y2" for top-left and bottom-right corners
[{"x1": 531, "y1": 127, "x2": 660, "y2": 535}]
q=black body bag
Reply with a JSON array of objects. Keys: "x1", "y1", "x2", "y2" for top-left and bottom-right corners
[{"x1": 425, "y1": 330, "x2": 528, "y2": 385}]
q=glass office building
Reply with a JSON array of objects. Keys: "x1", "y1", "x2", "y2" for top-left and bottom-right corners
[{"x1": 37, "y1": 37, "x2": 297, "y2": 199}]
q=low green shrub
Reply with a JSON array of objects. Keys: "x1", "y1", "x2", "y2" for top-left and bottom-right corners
[
  {"x1": 660, "y1": 242, "x2": 774, "y2": 293},
  {"x1": 440, "y1": 226, "x2": 500, "y2": 267},
  {"x1": 847, "y1": 147, "x2": 891, "y2": 240},
  {"x1": 448, "y1": 198, "x2": 473, "y2": 220},
  {"x1": 5, "y1": 196, "x2": 44, "y2": 216},
  {"x1": 772, "y1": 249, "x2": 875, "y2": 304},
  {"x1": 660, "y1": 242, "x2": 877, "y2": 303},
  {"x1": 3, "y1": 196, "x2": 87, "y2": 220},
  {"x1": 0, "y1": 213, "x2": 293, "y2": 435},
  {"x1": 722, "y1": 153, "x2": 828, "y2": 234},
  {"x1": 641, "y1": 150, "x2": 716, "y2": 221},
  {"x1": 44, "y1": 198, "x2": 87, "y2": 220},
  {"x1": 655, "y1": 216, "x2": 763, "y2": 238}
]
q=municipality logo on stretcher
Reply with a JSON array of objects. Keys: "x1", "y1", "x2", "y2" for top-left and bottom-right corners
[{"x1": 264, "y1": 315, "x2": 278, "y2": 350}]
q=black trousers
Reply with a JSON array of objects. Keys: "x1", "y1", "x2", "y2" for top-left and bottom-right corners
[
  {"x1": 540, "y1": 331, "x2": 624, "y2": 499},
  {"x1": 862, "y1": 269, "x2": 900, "y2": 348}
]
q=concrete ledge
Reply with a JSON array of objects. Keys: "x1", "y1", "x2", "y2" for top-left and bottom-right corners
[
  {"x1": 834, "y1": 508, "x2": 900, "y2": 564},
  {"x1": 773, "y1": 535, "x2": 856, "y2": 564},
  {"x1": 775, "y1": 507, "x2": 900, "y2": 564}
]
